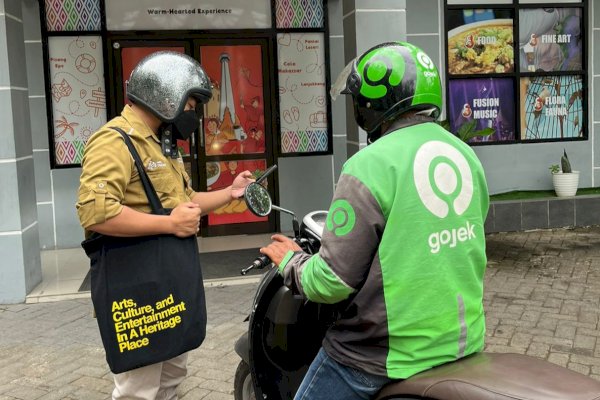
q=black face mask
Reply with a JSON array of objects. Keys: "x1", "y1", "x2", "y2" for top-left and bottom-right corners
[{"x1": 160, "y1": 110, "x2": 199, "y2": 158}]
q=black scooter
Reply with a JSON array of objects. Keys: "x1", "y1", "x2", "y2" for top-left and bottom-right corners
[{"x1": 234, "y1": 178, "x2": 600, "y2": 400}]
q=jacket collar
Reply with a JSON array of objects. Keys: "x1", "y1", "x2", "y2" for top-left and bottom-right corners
[{"x1": 121, "y1": 105, "x2": 161, "y2": 143}]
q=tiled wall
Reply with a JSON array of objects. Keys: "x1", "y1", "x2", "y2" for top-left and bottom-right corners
[
  {"x1": 406, "y1": 0, "x2": 444, "y2": 118},
  {"x1": 0, "y1": 0, "x2": 41, "y2": 303},
  {"x1": 486, "y1": 196, "x2": 600, "y2": 233},
  {"x1": 22, "y1": 0, "x2": 54, "y2": 250},
  {"x1": 341, "y1": 0, "x2": 407, "y2": 158}
]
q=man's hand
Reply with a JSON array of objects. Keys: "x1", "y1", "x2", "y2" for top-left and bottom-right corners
[
  {"x1": 169, "y1": 202, "x2": 202, "y2": 237},
  {"x1": 231, "y1": 170, "x2": 255, "y2": 199},
  {"x1": 260, "y1": 234, "x2": 302, "y2": 266}
]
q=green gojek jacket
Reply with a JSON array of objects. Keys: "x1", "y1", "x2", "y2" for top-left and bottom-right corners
[{"x1": 278, "y1": 122, "x2": 490, "y2": 379}]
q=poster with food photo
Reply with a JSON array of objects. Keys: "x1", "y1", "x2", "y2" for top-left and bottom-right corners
[
  {"x1": 448, "y1": 78, "x2": 515, "y2": 143},
  {"x1": 206, "y1": 159, "x2": 268, "y2": 226},
  {"x1": 519, "y1": 8, "x2": 582, "y2": 72},
  {"x1": 447, "y1": 9, "x2": 514, "y2": 75},
  {"x1": 520, "y1": 75, "x2": 583, "y2": 140}
]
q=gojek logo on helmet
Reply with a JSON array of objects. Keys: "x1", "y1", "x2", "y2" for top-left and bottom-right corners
[
  {"x1": 413, "y1": 141, "x2": 476, "y2": 254},
  {"x1": 416, "y1": 51, "x2": 438, "y2": 78},
  {"x1": 357, "y1": 47, "x2": 405, "y2": 99}
]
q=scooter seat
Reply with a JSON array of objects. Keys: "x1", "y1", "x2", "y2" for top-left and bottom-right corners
[{"x1": 375, "y1": 352, "x2": 600, "y2": 400}]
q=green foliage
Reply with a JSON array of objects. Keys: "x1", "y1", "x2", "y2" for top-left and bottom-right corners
[
  {"x1": 437, "y1": 119, "x2": 494, "y2": 143},
  {"x1": 550, "y1": 149, "x2": 574, "y2": 174},
  {"x1": 560, "y1": 149, "x2": 572, "y2": 173}
]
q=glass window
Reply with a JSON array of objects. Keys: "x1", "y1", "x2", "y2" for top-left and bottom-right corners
[{"x1": 444, "y1": 1, "x2": 586, "y2": 144}]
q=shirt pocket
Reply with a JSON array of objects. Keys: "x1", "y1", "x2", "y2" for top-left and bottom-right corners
[{"x1": 147, "y1": 170, "x2": 177, "y2": 195}]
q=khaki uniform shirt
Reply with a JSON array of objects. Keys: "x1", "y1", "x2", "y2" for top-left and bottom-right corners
[{"x1": 76, "y1": 105, "x2": 197, "y2": 236}]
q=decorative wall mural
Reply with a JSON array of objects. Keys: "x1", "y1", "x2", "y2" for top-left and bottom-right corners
[
  {"x1": 200, "y1": 45, "x2": 266, "y2": 156},
  {"x1": 277, "y1": 32, "x2": 328, "y2": 153},
  {"x1": 49, "y1": 36, "x2": 106, "y2": 165},
  {"x1": 44, "y1": 0, "x2": 102, "y2": 31},
  {"x1": 276, "y1": 0, "x2": 324, "y2": 28}
]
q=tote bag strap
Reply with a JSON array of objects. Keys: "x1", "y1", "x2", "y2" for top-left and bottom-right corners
[{"x1": 110, "y1": 127, "x2": 164, "y2": 215}]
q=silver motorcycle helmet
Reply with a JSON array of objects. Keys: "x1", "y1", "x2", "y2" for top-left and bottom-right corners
[{"x1": 126, "y1": 51, "x2": 212, "y2": 122}]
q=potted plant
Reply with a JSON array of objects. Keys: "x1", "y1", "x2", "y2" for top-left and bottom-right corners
[
  {"x1": 549, "y1": 150, "x2": 579, "y2": 197},
  {"x1": 438, "y1": 119, "x2": 495, "y2": 143}
]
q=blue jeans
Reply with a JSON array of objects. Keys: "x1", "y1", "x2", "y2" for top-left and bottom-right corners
[{"x1": 294, "y1": 347, "x2": 403, "y2": 400}]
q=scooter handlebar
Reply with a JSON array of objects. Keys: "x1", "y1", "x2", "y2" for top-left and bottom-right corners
[{"x1": 241, "y1": 254, "x2": 272, "y2": 275}]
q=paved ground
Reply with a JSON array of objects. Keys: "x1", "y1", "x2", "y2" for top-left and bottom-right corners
[{"x1": 1, "y1": 226, "x2": 600, "y2": 399}]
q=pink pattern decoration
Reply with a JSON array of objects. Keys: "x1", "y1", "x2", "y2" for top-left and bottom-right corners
[
  {"x1": 45, "y1": 0, "x2": 101, "y2": 31},
  {"x1": 276, "y1": 0, "x2": 324, "y2": 28}
]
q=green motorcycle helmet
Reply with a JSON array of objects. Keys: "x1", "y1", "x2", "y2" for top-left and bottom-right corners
[{"x1": 331, "y1": 42, "x2": 442, "y2": 137}]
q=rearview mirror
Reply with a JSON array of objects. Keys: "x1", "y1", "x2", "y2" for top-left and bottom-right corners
[{"x1": 244, "y1": 183, "x2": 272, "y2": 217}]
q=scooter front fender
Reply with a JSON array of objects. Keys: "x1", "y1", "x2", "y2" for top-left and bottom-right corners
[{"x1": 234, "y1": 331, "x2": 249, "y2": 364}]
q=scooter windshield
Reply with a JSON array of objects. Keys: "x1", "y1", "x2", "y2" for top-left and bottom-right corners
[{"x1": 330, "y1": 58, "x2": 356, "y2": 101}]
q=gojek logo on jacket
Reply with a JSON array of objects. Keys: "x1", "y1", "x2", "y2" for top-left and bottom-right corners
[
  {"x1": 326, "y1": 199, "x2": 356, "y2": 237},
  {"x1": 413, "y1": 141, "x2": 476, "y2": 253}
]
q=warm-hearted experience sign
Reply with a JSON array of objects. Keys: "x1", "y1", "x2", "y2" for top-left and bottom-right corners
[{"x1": 105, "y1": 0, "x2": 271, "y2": 30}]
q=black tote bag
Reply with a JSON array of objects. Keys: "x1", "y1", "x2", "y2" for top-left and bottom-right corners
[{"x1": 82, "y1": 127, "x2": 206, "y2": 374}]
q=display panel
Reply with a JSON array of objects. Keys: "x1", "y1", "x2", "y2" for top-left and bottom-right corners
[
  {"x1": 200, "y1": 45, "x2": 266, "y2": 156},
  {"x1": 277, "y1": 32, "x2": 328, "y2": 153},
  {"x1": 448, "y1": 78, "x2": 515, "y2": 143},
  {"x1": 520, "y1": 75, "x2": 583, "y2": 140},
  {"x1": 446, "y1": 9, "x2": 514, "y2": 75},
  {"x1": 519, "y1": 8, "x2": 583, "y2": 72},
  {"x1": 48, "y1": 36, "x2": 107, "y2": 165}
]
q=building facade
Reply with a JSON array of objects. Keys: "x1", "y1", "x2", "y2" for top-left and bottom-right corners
[{"x1": 0, "y1": 0, "x2": 596, "y2": 302}]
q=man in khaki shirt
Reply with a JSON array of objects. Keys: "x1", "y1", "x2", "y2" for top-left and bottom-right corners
[{"x1": 76, "y1": 51, "x2": 253, "y2": 400}]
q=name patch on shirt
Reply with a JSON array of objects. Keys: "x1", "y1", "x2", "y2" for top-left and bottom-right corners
[{"x1": 147, "y1": 160, "x2": 167, "y2": 171}]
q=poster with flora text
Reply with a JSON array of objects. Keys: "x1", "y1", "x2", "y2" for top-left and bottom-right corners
[
  {"x1": 520, "y1": 75, "x2": 583, "y2": 140},
  {"x1": 49, "y1": 36, "x2": 107, "y2": 165}
]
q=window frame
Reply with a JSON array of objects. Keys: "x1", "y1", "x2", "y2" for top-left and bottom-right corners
[{"x1": 443, "y1": 0, "x2": 588, "y2": 146}]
